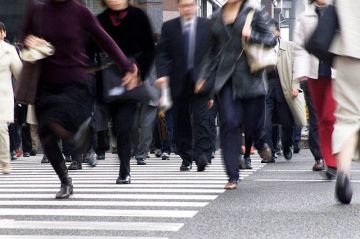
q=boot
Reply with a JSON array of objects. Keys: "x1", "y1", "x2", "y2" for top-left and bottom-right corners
[
  {"x1": 52, "y1": 161, "x2": 73, "y2": 199},
  {"x1": 55, "y1": 177, "x2": 73, "y2": 199}
]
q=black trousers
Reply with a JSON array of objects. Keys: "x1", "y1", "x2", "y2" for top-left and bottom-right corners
[
  {"x1": 301, "y1": 81, "x2": 322, "y2": 161},
  {"x1": 265, "y1": 78, "x2": 294, "y2": 155},
  {"x1": 172, "y1": 89, "x2": 214, "y2": 166},
  {"x1": 15, "y1": 105, "x2": 32, "y2": 153},
  {"x1": 217, "y1": 82, "x2": 266, "y2": 182},
  {"x1": 109, "y1": 101, "x2": 137, "y2": 178}
]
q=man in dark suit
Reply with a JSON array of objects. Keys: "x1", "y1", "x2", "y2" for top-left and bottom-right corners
[{"x1": 155, "y1": 0, "x2": 213, "y2": 172}]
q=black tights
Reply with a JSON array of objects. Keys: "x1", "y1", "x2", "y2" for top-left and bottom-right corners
[{"x1": 39, "y1": 122, "x2": 74, "y2": 183}]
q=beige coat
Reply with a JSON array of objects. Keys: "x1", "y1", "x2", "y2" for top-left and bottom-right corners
[
  {"x1": 0, "y1": 41, "x2": 22, "y2": 123},
  {"x1": 293, "y1": 4, "x2": 335, "y2": 80},
  {"x1": 277, "y1": 40, "x2": 306, "y2": 127},
  {"x1": 331, "y1": 1, "x2": 360, "y2": 59}
]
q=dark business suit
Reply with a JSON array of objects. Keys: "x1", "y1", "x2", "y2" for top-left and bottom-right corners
[{"x1": 156, "y1": 17, "x2": 213, "y2": 169}]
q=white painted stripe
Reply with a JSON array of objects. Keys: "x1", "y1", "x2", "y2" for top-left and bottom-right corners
[
  {"x1": 254, "y1": 179, "x2": 330, "y2": 182},
  {"x1": 0, "y1": 175, "x2": 230, "y2": 179},
  {"x1": 0, "y1": 188, "x2": 225, "y2": 193},
  {"x1": 0, "y1": 194, "x2": 218, "y2": 200},
  {"x1": 0, "y1": 200, "x2": 208, "y2": 207},
  {"x1": 0, "y1": 220, "x2": 183, "y2": 232},
  {"x1": 0, "y1": 184, "x2": 226, "y2": 188},
  {"x1": 0, "y1": 208, "x2": 197, "y2": 218},
  {"x1": 0, "y1": 236, "x2": 167, "y2": 239},
  {"x1": 0, "y1": 180, "x2": 228, "y2": 184}
]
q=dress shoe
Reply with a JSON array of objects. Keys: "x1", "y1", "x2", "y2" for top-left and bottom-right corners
[
  {"x1": 23, "y1": 152, "x2": 30, "y2": 157},
  {"x1": 41, "y1": 155, "x2": 49, "y2": 164},
  {"x1": 161, "y1": 152, "x2": 170, "y2": 160},
  {"x1": 180, "y1": 162, "x2": 192, "y2": 171},
  {"x1": 283, "y1": 148, "x2": 293, "y2": 160},
  {"x1": 196, "y1": 156, "x2": 208, "y2": 172},
  {"x1": 224, "y1": 181, "x2": 237, "y2": 190},
  {"x1": 87, "y1": 156, "x2": 97, "y2": 167},
  {"x1": 154, "y1": 149, "x2": 162, "y2": 158},
  {"x1": 239, "y1": 158, "x2": 246, "y2": 170},
  {"x1": 244, "y1": 156, "x2": 253, "y2": 169},
  {"x1": 96, "y1": 152, "x2": 105, "y2": 160},
  {"x1": 323, "y1": 166, "x2": 337, "y2": 180},
  {"x1": 71, "y1": 117, "x2": 94, "y2": 154},
  {"x1": 335, "y1": 171, "x2": 352, "y2": 204},
  {"x1": 312, "y1": 160, "x2": 324, "y2": 171},
  {"x1": 55, "y1": 179, "x2": 73, "y2": 199},
  {"x1": 10, "y1": 152, "x2": 16, "y2": 161},
  {"x1": 259, "y1": 143, "x2": 272, "y2": 162},
  {"x1": 15, "y1": 149, "x2": 22, "y2": 157},
  {"x1": 30, "y1": 149, "x2": 37, "y2": 156},
  {"x1": 261, "y1": 156, "x2": 276, "y2": 164},
  {"x1": 293, "y1": 144, "x2": 300, "y2": 154},
  {"x1": 136, "y1": 158, "x2": 146, "y2": 165},
  {"x1": 116, "y1": 175, "x2": 131, "y2": 184},
  {"x1": 1, "y1": 163, "x2": 11, "y2": 174},
  {"x1": 68, "y1": 161, "x2": 82, "y2": 170}
]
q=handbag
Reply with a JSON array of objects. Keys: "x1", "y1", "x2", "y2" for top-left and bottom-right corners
[
  {"x1": 305, "y1": 5, "x2": 339, "y2": 66},
  {"x1": 97, "y1": 53, "x2": 158, "y2": 103},
  {"x1": 15, "y1": 61, "x2": 42, "y2": 105},
  {"x1": 242, "y1": 10, "x2": 278, "y2": 73}
]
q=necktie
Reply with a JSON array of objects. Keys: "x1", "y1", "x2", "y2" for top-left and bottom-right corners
[{"x1": 183, "y1": 22, "x2": 194, "y2": 70}]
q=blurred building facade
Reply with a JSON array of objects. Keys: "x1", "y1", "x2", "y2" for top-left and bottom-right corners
[{"x1": 0, "y1": 0, "x2": 308, "y2": 42}]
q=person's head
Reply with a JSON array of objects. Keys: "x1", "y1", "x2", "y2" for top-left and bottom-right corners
[
  {"x1": 178, "y1": 0, "x2": 197, "y2": 21},
  {"x1": 0, "y1": 22, "x2": 6, "y2": 41},
  {"x1": 102, "y1": 0, "x2": 129, "y2": 10},
  {"x1": 309, "y1": 0, "x2": 327, "y2": 6}
]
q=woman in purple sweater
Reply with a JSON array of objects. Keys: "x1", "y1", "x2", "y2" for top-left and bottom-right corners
[{"x1": 21, "y1": 0, "x2": 138, "y2": 199}]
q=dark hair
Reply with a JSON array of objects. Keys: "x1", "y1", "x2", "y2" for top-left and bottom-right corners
[{"x1": 0, "y1": 21, "x2": 5, "y2": 32}]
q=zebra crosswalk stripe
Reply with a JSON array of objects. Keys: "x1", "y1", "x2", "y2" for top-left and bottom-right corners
[{"x1": 0, "y1": 153, "x2": 265, "y2": 238}]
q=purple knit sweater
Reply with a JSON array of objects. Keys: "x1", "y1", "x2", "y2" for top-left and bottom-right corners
[{"x1": 22, "y1": 0, "x2": 133, "y2": 84}]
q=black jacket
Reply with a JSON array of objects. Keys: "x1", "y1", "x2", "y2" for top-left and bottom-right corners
[
  {"x1": 200, "y1": 3, "x2": 277, "y2": 99},
  {"x1": 156, "y1": 17, "x2": 211, "y2": 99},
  {"x1": 97, "y1": 6, "x2": 155, "y2": 80}
]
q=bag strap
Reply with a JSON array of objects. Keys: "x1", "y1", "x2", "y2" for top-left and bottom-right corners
[{"x1": 244, "y1": 9, "x2": 255, "y2": 31}]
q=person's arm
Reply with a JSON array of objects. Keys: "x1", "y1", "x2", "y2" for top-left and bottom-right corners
[
  {"x1": 134, "y1": 9, "x2": 155, "y2": 80},
  {"x1": 20, "y1": 1, "x2": 36, "y2": 42},
  {"x1": 293, "y1": 16, "x2": 311, "y2": 82},
  {"x1": 82, "y1": 7, "x2": 134, "y2": 73},
  {"x1": 155, "y1": 22, "x2": 172, "y2": 79},
  {"x1": 10, "y1": 46, "x2": 23, "y2": 80}
]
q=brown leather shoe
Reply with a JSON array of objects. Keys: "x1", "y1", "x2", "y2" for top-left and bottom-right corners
[
  {"x1": 312, "y1": 161, "x2": 325, "y2": 171},
  {"x1": 224, "y1": 182, "x2": 237, "y2": 190},
  {"x1": 259, "y1": 143, "x2": 272, "y2": 162}
]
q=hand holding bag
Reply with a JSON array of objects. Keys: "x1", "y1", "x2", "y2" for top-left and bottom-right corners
[{"x1": 242, "y1": 10, "x2": 278, "y2": 73}]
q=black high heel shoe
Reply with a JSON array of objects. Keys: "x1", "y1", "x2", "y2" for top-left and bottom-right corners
[{"x1": 335, "y1": 171, "x2": 352, "y2": 204}]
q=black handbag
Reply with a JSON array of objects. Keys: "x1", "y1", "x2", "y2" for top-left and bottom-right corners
[
  {"x1": 96, "y1": 53, "x2": 157, "y2": 103},
  {"x1": 305, "y1": 5, "x2": 339, "y2": 66}
]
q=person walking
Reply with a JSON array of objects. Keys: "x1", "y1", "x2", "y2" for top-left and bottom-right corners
[
  {"x1": 330, "y1": 1, "x2": 360, "y2": 204},
  {"x1": 293, "y1": 0, "x2": 337, "y2": 179},
  {"x1": 0, "y1": 21, "x2": 22, "y2": 174},
  {"x1": 156, "y1": 0, "x2": 213, "y2": 172},
  {"x1": 21, "y1": 0, "x2": 138, "y2": 199},
  {"x1": 94, "y1": 0, "x2": 155, "y2": 183},
  {"x1": 196, "y1": 0, "x2": 276, "y2": 189}
]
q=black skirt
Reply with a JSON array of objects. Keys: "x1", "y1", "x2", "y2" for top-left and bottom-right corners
[{"x1": 35, "y1": 81, "x2": 93, "y2": 135}]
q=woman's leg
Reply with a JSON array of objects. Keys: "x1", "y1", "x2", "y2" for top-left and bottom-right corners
[
  {"x1": 38, "y1": 125, "x2": 72, "y2": 199},
  {"x1": 111, "y1": 102, "x2": 137, "y2": 183},
  {"x1": 217, "y1": 83, "x2": 242, "y2": 185}
]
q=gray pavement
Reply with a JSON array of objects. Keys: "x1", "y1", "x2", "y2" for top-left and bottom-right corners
[{"x1": 1, "y1": 149, "x2": 360, "y2": 239}]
